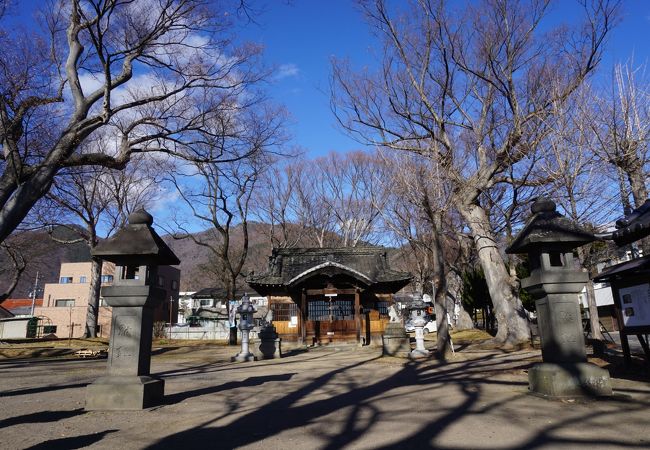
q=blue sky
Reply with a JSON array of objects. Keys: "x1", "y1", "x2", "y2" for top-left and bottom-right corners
[
  {"x1": 242, "y1": 0, "x2": 650, "y2": 157},
  {"x1": 240, "y1": 1, "x2": 378, "y2": 156},
  {"x1": 10, "y1": 0, "x2": 650, "y2": 158}
]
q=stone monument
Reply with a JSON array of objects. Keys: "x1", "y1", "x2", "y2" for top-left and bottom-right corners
[
  {"x1": 506, "y1": 197, "x2": 612, "y2": 398},
  {"x1": 382, "y1": 304, "x2": 411, "y2": 358},
  {"x1": 257, "y1": 307, "x2": 281, "y2": 359},
  {"x1": 86, "y1": 210, "x2": 180, "y2": 410}
]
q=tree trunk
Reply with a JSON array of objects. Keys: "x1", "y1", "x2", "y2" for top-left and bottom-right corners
[
  {"x1": 83, "y1": 257, "x2": 103, "y2": 338},
  {"x1": 455, "y1": 305, "x2": 474, "y2": 330},
  {"x1": 226, "y1": 279, "x2": 238, "y2": 346},
  {"x1": 628, "y1": 169, "x2": 650, "y2": 256},
  {"x1": 585, "y1": 279, "x2": 603, "y2": 340},
  {"x1": 459, "y1": 202, "x2": 530, "y2": 345},
  {"x1": 430, "y1": 213, "x2": 450, "y2": 360}
]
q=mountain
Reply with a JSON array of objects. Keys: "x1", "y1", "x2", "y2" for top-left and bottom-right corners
[
  {"x1": 2, "y1": 221, "x2": 408, "y2": 298},
  {"x1": 0, "y1": 226, "x2": 91, "y2": 300}
]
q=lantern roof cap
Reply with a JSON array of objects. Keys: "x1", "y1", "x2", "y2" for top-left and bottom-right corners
[
  {"x1": 92, "y1": 209, "x2": 180, "y2": 266},
  {"x1": 506, "y1": 197, "x2": 594, "y2": 254}
]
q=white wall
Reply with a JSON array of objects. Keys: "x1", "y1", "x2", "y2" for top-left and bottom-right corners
[{"x1": 0, "y1": 318, "x2": 30, "y2": 339}]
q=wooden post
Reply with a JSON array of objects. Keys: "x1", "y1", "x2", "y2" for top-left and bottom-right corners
[
  {"x1": 355, "y1": 289, "x2": 361, "y2": 344},
  {"x1": 300, "y1": 289, "x2": 306, "y2": 345}
]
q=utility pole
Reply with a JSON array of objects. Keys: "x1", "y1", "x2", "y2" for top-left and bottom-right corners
[
  {"x1": 30, "y1": 271, "x2": 40, "y2": 316},
  {"x1": 168, "y1": 295, "x2": 173, "y2": 339}
]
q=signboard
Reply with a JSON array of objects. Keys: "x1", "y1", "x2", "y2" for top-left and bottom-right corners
[
  {"x1": 289, "y1": 316, "x2": 298, "y2": 328},
  {"x1": 618, "y1": 283, "x2": 650, "y2": 328}
]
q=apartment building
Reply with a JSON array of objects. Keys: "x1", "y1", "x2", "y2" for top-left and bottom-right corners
[{"x1": 34, "y1": 262, "x2": 180, "y2": 338}]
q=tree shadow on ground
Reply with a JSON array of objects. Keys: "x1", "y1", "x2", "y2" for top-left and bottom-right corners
[
  {"x1": 0, "y1": 382, "x2": 89, "y2": 398},
  {"x1": 0, "y1": 408, "x2": 85, "y2": 428},
  {"x1": 155, "y1": 350, "x2": 335, "y2": 380},
  {"x1": 145, "y1": 349, "x2": 650, "y2": 450},
  {"x1": 25, "y1": 429, "x2": 118, "y2": 450},
  {"x1": 164, "y1": 373, "x2": 296, "y2": 405}
]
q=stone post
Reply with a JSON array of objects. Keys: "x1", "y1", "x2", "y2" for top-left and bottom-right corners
[
  {"x1": 507, "y1": 198, "x2": 612, "y2": 398},
  {"x1": 85, "y1": 210, "x2": 180, "y2": 410},
  {"x1": 382, "y1": 303, "x2": 410, "y2": 357}
]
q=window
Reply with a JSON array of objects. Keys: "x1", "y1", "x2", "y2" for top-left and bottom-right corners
[
  {"x1": 100, "y1": 275, "x2": 114, "y2": 284},
  {"x1": 59, "y1": 277, "x2": 73, "y2": 284},
  {"x1": 308, "y1": 299, "x2": 352, "y2": 321},
  {"x1": 122, "y1": 265, "x2": 140, "y2": 280},
  {"x1": 55, "y1": 299, "x2": 75, "y2": 307},
  {"x1": 171, "y1": 280, "x2": 179, "y2": 290},
  {"x1": 271, "y1": 302, "x2": 298, "y2": 321},
  {"x1": 79, "y1": 276, "x2": 87, "y2": 283},
  {"x1": 199, "y1": 299, "x2": 213, "y2": 307},
  {"x1": 251, "y1": 296, "x2": 268, "y2": 306},
  {"x1": 549, "y1": 252, "x2": 564, "y2": 267},
  {"x1": 376, "y1": 301, "x2": 390, "y2": 317},
  {"x1": 157, "y1": 275, "x2": 166, "y2": 287}
]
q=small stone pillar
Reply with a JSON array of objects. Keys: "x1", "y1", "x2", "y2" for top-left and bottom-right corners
[
  {"x1": 232, "y1": 294, "x2": 257, "y2": 362},
  {"x1": 86, "y1": 210, "x2": 180, "y2": 410},
  {"x1": 382, "y1": 303, "x2": 410, "y2": 357},
  {"x1": 507, "y1": 198, "x2": 611, "y2": 398},
  {"x1": 408, "y1": 294, "x2": 430, "y2": 359}
]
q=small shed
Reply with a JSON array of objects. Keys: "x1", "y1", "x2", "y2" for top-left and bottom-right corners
[{"x1": 593, "y1": 255, "x2": 650, "y2": 364}]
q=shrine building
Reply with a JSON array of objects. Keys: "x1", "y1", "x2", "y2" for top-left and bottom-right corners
[{"x1": 247, "y1": 247, "x2": 412, "y2": 345}]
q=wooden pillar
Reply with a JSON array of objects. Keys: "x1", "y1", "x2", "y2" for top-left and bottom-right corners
[
  {"x1": 300, "y1": 289, "x2": 306, "y2": 345},
  {"x1": 354, "y1": 289, "x2": 361, "y2": 344}
]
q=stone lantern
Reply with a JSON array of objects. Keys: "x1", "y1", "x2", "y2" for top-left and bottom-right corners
[
  {"x1": 506, "y1": 197, "x2": 611, "y2": 398},
  {"x1": 232, "y1": 293, "x2": 257, "y2": 362},
  {"x1": 85, "y1": 210, "x2": 180, "y2": 410},
  {"x1": 408, "y1": 293, "x2": 430, "y2": 359}
]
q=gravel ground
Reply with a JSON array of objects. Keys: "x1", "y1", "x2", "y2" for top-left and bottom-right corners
[{"x1": 0, "y1": 344, "x2": 649, "y2": 450}]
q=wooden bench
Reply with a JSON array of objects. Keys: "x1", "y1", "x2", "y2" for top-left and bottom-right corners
[{"x1": 74, "y1": 349, "x2": 106, "y2": 358}]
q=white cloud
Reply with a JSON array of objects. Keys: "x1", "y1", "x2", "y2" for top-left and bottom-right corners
[{"x1": 276, "y1": 63, "x2": 300, "y2": 80}]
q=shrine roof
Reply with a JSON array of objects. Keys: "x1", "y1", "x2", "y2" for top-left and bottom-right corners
[{"x1": 247, "y1": 247, "x2": 412, "y2": 290}]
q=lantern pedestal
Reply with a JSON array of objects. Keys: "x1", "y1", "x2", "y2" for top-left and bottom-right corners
[
  {"x1": 409, "y1": 325, "x2": 430, "y2": 359},
  {"x1": 86, "y1": 286, "x2": 165, "y2": 410},
  {"x1": 232, "y1": 329, "x2": 257, "y2": 362},
  {"x1": 86, "y1": 376, "x2": 164, "y2": 410},
  {"x1": 528, "y1": 363, "x2": 612, "y2": 398}
]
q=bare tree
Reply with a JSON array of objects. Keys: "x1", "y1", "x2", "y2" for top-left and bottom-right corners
[
  {"x1": 0, "y1": 0, "x2": 269, "y2": 245},
  {"x1": 170, "y1": 153, "x2": 268, "y2": 344},
  {"x1": 536, "y1": 88, "x2": 620, "y2": 341},
  {"x1": 586, "y1": 62, "x2": 650, "y2": 256},
  {"x1": 0, "y1": 239, "x2": 26, "y2": 302},
  {"x1": 376, "y1": 150, "x2": 454, "y2": 358},
  {"x1": 291, "y1": 152, "x2": 384, "y2": 248},
  {"x1": 590, "y1": 63, "x2": 650, "y2": 210},
  {"x1": 168, "y1": 94, "x2": 285, "y2": 342},
  {"x1": 254, "y1": 161, "x2": 306, "y2": 249},
  {"x1": 331, "y1": 0, "x2": 618, "y2": 345},
  {"x1": 46, "y1": 151, "x2": 162, "y2": 337}
]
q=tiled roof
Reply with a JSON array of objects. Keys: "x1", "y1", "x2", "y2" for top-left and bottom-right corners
[
  {"x1": 248, "y1": 247, "x2": 412, "y2": 290},
  {"x1": 0, "y1": 305, "x2": 14, "y2": 319}
]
